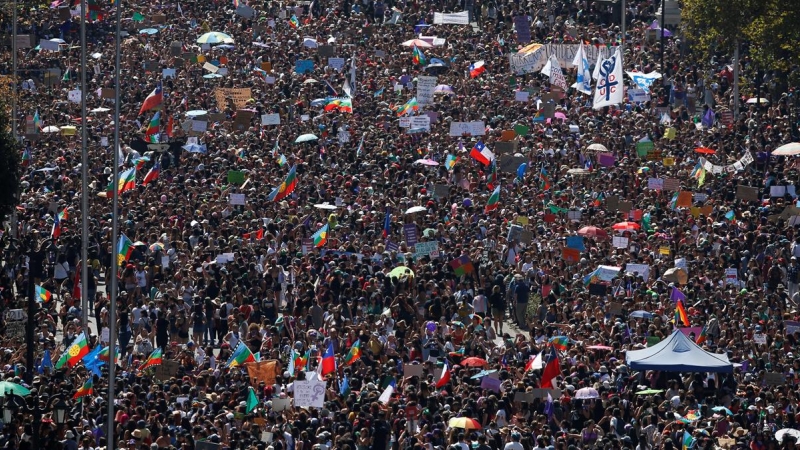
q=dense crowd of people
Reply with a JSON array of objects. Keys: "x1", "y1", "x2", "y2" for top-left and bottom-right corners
[{"x1": 1, "y1": 0, "x2": 800, "y2": 449}]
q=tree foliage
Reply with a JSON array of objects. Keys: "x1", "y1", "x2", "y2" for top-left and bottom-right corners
[
  {"x1": 682, "y1": 0, "x2": 800, "y2": 73},
  {"x1": 0, "y1": 92, "x2": 21, "y2": 227}
]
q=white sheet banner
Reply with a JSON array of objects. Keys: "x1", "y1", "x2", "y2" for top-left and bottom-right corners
[
  {"x1": 509, "y1": 44, "x2": 602, "y2": 75},
  {"x1": 433, "y1": 11, "x2": 469, "y2": 25}
]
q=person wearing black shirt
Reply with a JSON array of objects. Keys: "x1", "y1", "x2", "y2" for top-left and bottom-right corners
[{"x1": 370, "y1": 411, "x2": 391, "y2": 450}]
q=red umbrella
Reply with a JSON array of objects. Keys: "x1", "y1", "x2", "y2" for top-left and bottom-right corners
[
  {"x1": 578, "y1": 226, "x2": 608, "y2": 238},
  {"x1": 695, "y1": 147, "x2": 716, "y2": 155},
  {"x1": 612, "y1": 222, "x2": 641, "y2": 231},
  {"x1": 460, "y1": 357, "x2": 488, "y2": 367}
]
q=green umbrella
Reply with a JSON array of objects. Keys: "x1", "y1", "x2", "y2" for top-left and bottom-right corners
[
  {"x1": 388, "y1": 266, "x2": 414, "y2": 279},
  {"x1": 0, "y1": 381, "x2": 31, "y2": 397},
  {"x1": 635, "y1": 389, "x2": 663, "y2": 395}
]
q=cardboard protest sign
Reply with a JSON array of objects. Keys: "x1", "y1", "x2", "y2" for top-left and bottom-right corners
[
  {"x1": 736, "y1": 185, "x2": 759, "y2": 202},
  {"x1": 245, "y1": 360, "x2": 279, "y2": 386},
  {"x1": 214, "y1": 88, "x2": 252, "y2": 109},
  {"x1": 154, "y1": 360, "x2": 180, "y2": 381}
]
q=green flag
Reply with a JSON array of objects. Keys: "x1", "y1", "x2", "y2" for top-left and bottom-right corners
[
  {"x1": 246, "y1": 387, "x2": 258, "y2": 413},
  {"x1": 132, "y1": 12, "x2": 145, "y2": 22}
]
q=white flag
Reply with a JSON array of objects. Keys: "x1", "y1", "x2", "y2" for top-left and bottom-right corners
[
  {"x1": 378, "y1": 383, "x2": 394, "y2": 404},
  {"x1": 592, "y1": 47, "x2": 623, "y2": 110},
  {"x1": 342, "y1": 78, "x2": 352, "y2": 98},
  {"x1": 530, "y1": 351, "x2": 543, "y2": 370},
  {"x1": 349, "y1": 54, "x2": 357, "y2": 94},
  {"x1": 592, "y1": 46, "x2": 607, "y2": 81},
  {"x1": 571, "y1": 44, "x2": 592, "y2": 95},
  {"x1": 539, "y1": 58, "x2": 552, "y2": 77},
  {"x1": 548, "y1": 55, "x2": 568, "y2": 91}
]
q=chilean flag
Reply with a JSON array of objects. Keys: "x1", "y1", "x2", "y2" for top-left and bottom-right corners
[
  {"x1": 469, "y1": 60, "x2": 486, "y2": 78},
  {"x1": 435, "y1": 361, "x2": 451, "y2": 389},
  {"x1": 382, "y1": 208, "x2": 391, "y2": 238},
  {"x1": 142, "y1": 161, "x2": 160, "y2": 185},
  {"x1": 470, "y1": 141, "x2": 494, "y2": 166},
  {"x1": 540, "y1": 346, "x2": 561, "y2": 389},
  {"x1": 138, "y1": 82, "x2": 163, "y2": 115},
  {"x1": 51, "y1": 213, "x2": 62, "y2": 239},
  {"x1": 320, "y1": 341, "x2": 336, "y2": 376}
]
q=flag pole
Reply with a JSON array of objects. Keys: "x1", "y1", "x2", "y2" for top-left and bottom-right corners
[
  {"x1": 108, "y1": 0, "x2": 122, "y2": 447},
  {"x1": 80, "y1": 0, "x2": 90, "y2": 331}
]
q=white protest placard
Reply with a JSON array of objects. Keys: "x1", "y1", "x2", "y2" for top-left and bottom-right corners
[
  {"x1": 338, "y1": 129, "x2": 350, "y2": 143},
  {"x1": 433, "y1": 11, "x2": 470, "y2": 25},
  {"x1": 327, "y1": 58, "x2": 345, "y2": 71},
  {"x1": 162, "y1": 68, "x2": 176, "y2": 79},
  {"x1": 409, "y1": 115, "x2": 431, "y2": 132},
  {"x1": 217, "y1": 68, "x2": 229, "y2": 76},
  {"x1": 628, "y1": 88, "x2": 650, "y2": 103},
  {"x1": 567, "y1": 210, "x2": 582, "y2": 222},
  {"x1": 612, "y1": 236, "x2": 628, "y2": 249},
  {"x1": 203, "y1": 62, "x2": 219, "y2": 73},
  {"x1": 261, "y1": 114, "x2": 280, "y2": 125},
  {"x1": 191, "y1": 120, "x2": 208, "y2": 132},
  {"x1": 626, "y1": 263, "x2": 650, "y2": 281},
  {"x1": 414, "y1": 241, "x2": 439, "y2": 258},
  {"x1": 724, "y1": 268, "x2": 738, "y2": 285},
  {"x1": 230, "y1": 194, "x2": 246, "y2": 205},
  {"x1": 272, "y1": 398, "x2": 291, "y2": 412},
  {"x1": 301, "y1": 114, "x2": 310, "y2": 121},
  {"x1": 771, "y1": 186, "x2": 787, "y2": 197},
  {"x1": 515, "y1": 91, "x2": 529, "y2": 102},
  {"x1": 39, "y1": 39, "x2": 60, "y2": 51},
  {"x1": 100, "y1": 137, "x2": 109, "y2": 147},
  {"x1": 399, "y1": 117, "x2": 411, "y2": 128},
  {"x1": 449, "y1": 121, "x2": 485, "y2": 136},
  {"x1": 674, "y1": 258, "x2": 687, "y2": 271},
  {"x1": 101, "y1": 327, "x2": 110, "y2": 343},
  {"x1": 68, "y1": 89, "x2": 82, "y2": 103},
  {"x1": 265, "y1": 76, "x2": 276, "y2": 84},
  {"x1": 647, "y1": 178, "x2": 664, "y2": 190},
  {"x1": 754, "y1": 334, "x2": 767, "y2": 345},
  {"x1": 293, "y1": 379, "x2": 326, "y2": 408},
  {"x1": 416, "y1": 75, "x2": 437, "y2": 105}
]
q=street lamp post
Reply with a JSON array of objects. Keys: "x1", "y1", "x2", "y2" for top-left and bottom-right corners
[
  {"x1": 21, "y1": 238, "x2": 47, "y2": 384},
  {"x1": 1, "y1": 391, "x2": 69, "y2": 449}
]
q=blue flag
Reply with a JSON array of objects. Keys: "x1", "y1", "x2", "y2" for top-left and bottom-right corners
[
  {"x1": 39, "y1": 349, "x2": 53, "y2": 374},
  {"x1": 82, "y1": 345, "x2": 105, "y2": 378},
  {"x1": 339, "y1": 375, "x2": 350, "y2": 396}
]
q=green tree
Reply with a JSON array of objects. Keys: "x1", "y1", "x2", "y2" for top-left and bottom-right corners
[
  {"x1": 0, "y1": 98, "x2": 21, "y2": 226},
  {"x1": 682, "y1": 0, "x2": 800, "y2": 73}
]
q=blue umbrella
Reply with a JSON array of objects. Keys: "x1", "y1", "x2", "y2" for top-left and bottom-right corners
[
  {"x1": 182, "y1": 144, "x2": 207, "y2": 153},
  {"x1": 629, "y1": 310, "x2": 654, "y2": 319},
  {"x1": 712, "y1": 406, "x2": 733, "y2": 416},
  {"x1": 216, "y1": 44, "x2": 235, "y2": 50},
  {"x1": 469, "y1": 369, "x2": 498, "y2": 380},
  {"x1": 139, "y1": 28, "x2": 159, "y2": 35}
]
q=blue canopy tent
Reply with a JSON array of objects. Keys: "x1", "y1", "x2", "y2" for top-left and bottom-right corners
[{"x1": 625, "y1": 330, "x2": 733, "y2": 373}]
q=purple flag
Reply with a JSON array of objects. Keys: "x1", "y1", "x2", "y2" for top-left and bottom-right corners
[{"x1": 670, "y1": 287, "x2": 686, "y2": 303}]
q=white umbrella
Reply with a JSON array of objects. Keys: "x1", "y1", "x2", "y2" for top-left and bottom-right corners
[
  {"x1": 405, "y1": 206, "x2": 427, "y2": 214},
  {"x1": 776, "y1": 429, "x2": 800, "y2": 443},
  {"x1": 586, "y1": 143, "x2": 609, "y2": 152},
  {"x1": 41, "y1": 126, "x2": 60, "y2": 133},
  {"x1": 400, "y1": 39, "x2": 433, "y2": 48},
  {"x1": 295, "y1": 133, "x2": 318, "y2": 143},
  {"x1": 313, "y1": 203, "x2": 338, "y2": 210},
  {"x1": 574, "y1": 388, "x2": 600, "y2": 399},
  {"x1": 567, "y1": 168, "x2": 590, "y2": 175},
  {"x1": 746, "y1": 97, "x2": 769, "y2": 104},
  {"x1": 413, "y1": 159, "x2": 439, "y2": 166},
  {"x1": 303, "y1": 79, "x2": 319, "y2": 84},
  {"x1": 90, "y1": 107, "x2": 110, "y2": 113},
  {"x1": 186, "y1": 110, "x2": 208, "y2": 117},
  {"x1": 197, "y1": 32, "x2": 234, "y2": 45},
  {"x1": 772, "y1": 143, "x2": 800, "y2": 156}
]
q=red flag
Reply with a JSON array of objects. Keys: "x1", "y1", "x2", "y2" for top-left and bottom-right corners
[
  {"x1": 435, "y1": 361, "x2": 451, "y2": 388},
  {"x1": 540, "y1": 346, "x2": 561, "y2": 389},
  {"x1": 72, "y1": 265, "x2": 81, "y2": 300}
]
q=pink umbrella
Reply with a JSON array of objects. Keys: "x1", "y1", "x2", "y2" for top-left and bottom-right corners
[
  {"x1": 414, "y1": 159, "x2": 440, "y2": 166},
  {"x1": 401, "y1": 39, "x2": 433, "y2": 48},
  {"x1": 554, "y1": 112, "x2": 567, "y2": 120},
  {"x1": 586, "y1": 345, "x2": 614, "y2": 351}
]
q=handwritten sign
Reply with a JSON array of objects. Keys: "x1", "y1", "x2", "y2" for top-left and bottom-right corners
[
  {"x1": 293, "y1": 379, "x2": 326, "y2": 408},
  {"x1": 154, "y1": 360, "x2": 180, "y2": 381},
  {"x1": 261, "y1": 114, "x2": 280, "y2": 125},
  {"x1": 416, "y1": 75, "x2": 437, "y2": 105},
  {"x1": 295, "y1": 60, "x2": 314, "y2": 74},
  {"x1": 214, "y1": 88, "x2": 252, "y2": 109},
  {"x1": 449, "y1": 121, "x2": 486, "y2": 136},
  {"x1": 414, "y1": 241, "x2": 439, "y2": 258}
]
